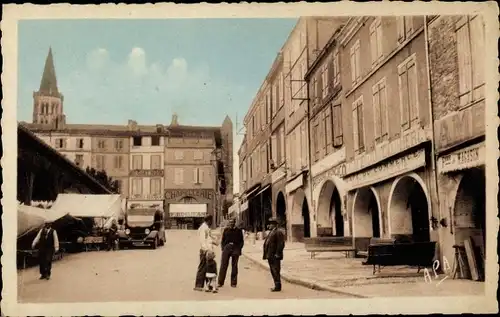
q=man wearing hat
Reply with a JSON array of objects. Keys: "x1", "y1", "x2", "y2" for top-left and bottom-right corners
[
  {"x1": 262, "y1": 217, "x2": 285, "y2": 292},
  {"x1": 32, "y1": 219, "x2": 59, "y2": 280}
]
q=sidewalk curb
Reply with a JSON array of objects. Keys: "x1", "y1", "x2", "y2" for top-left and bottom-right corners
[{"x1": 242, "y1": 253, "x2": 369, "y2": 298}]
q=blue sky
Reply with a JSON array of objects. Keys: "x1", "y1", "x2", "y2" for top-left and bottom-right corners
[{"x1": 18, "y1": 19, "x2": 297, "y2": 128}]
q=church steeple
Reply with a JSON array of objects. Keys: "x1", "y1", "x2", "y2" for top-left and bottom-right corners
[
  {"x1": 39, "y1": 47, "x2": 59, "y2": 95},
  {"x1": 33, "y1": 47, "x2": 65, "y2": 128}
]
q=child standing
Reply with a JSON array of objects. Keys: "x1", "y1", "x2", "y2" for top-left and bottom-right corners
[{"x1": 204, "y1": 250, "x2": 218, "y2": 293}]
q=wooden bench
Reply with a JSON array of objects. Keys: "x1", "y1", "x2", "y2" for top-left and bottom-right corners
[
  {"x1": 362, "y1": 241, "x2": 436, "y2": 274},
  {"x1": 356, "y1": 238, "x2": 395, "y2": 258},
  {"x1": 304, "y1": 237, "x2": 356, "y2": 259}
]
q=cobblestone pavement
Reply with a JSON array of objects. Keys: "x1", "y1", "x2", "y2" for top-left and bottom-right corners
[
  {"x1": 242, "y1": 239, "x2": 485, "y2": 298},
  {"x1": 17, "y1": 230, "x2": 349, "y2": 303}
]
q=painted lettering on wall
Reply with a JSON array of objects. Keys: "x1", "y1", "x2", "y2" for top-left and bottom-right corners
[
  {"x1": 344, "y1": 149, "x2": 426, "y2": 190},
  {"x1": 164, "y1": 189, "x2": 214, "y2": 200},
  {"x1": 438, "y1": 142, "x2": 484, "y2": 173},
  {"x1": 435, "y1": 101, "x2": 485, "y2": 151},
  {"x1": 312, "y1": 163, "x2": 346, "y2": 189},
  {"x1": 423, "y1": 256, "x2": 452, "y2": 286}
]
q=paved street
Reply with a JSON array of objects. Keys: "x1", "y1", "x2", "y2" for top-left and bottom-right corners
[{"x1": 18, "y1": 230, "x2": 348, "y2": 302}]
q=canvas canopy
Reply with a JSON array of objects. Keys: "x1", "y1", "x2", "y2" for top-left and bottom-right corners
[
  {"x1": 51, "y1": 194, "x2": 123, "y2": 220},
  {"x1": 17, "y1": 203, "x2": 68, "y2": 238}
]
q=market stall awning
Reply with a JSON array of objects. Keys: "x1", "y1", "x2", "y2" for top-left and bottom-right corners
[
  {"x1": 51, "y1": 194, "x2": 123, "y2": 219},
  {"x1": 169, "y1": 203, "x2": 207, "y2": 218},
  {"x1": 17, "y1": 203, "x2": 68, "y2": 238}
]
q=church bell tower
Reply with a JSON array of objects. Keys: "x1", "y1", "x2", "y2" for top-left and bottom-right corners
[{"x1": 33, "y1": 47, "x2": 66, "y2": 129}]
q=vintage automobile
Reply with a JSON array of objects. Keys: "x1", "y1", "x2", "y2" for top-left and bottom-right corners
[{"x1": 117, "y1": 208, "x2": 166, "y2": 249}]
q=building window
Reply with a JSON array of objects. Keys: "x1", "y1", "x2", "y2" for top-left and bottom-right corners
[
  {"x1": 279, "y1": 73, "x2": 285, "y2": 108},
  {"x1": 321, "y1": 63, "x2": 329, "y2": 98},
  {"x1": 132, "y1": 155, "x2": 143, "y2": 170},
  {"x1": 332, "y1": 49, "x2": 340, "y2": 86},
  {"x1": 279, "y1": 125, "x2": 285, "y2": 165},
  {"x1": 350, "y1": 40, "x2": 361, "y2": 84},
  {"x1": 115, "y1": 139, "x2": 123, "y2": 150},
  {"x1": 194, "y1": 150, "x2": 203, "y2": 160},
  {"x1": 174, "y1": 168, "x2": 184, "y2": 185},
  {"x1": 77, "y1": 138, "x2": 84, "y2": 149},
  {"x1": 133, "y1": 136, "x2": 142, "y2": 146},
  {"x1": 97, "y1": 139, "x2": 107, "y2": 149},
  {"x1": 456, "y1": 15, "x2": 485, "y2": 108},
  {"x1": 370, "y1": 17, "x2": 383, "y2": 65},
  {"x1": 352, "y1": 96, "x2": 365, "y2": 153},
  {"x1": 373, "y1": 78, "x2": 388, "y2": 142},
  {"x1": 175, "y1": 150, "x2": 184, "y2": 160},
  {"x1": 114, "y1": 155, "x2": 123, "y2": 169},
  {"x1": 397, "y1": 16, "x2": 414, "y2": 43},
  {"x1": 325, "y1": 106, "x2": 333, "y2": 154},
  {"x1": 398, "y1": 54, "x2": 419, "y2": 131},
  {"x1": 55, "y1": 138, "x2": 65, "y2": 149},
  {"x1": 151, "y1": 155, "x2": 161, "y2": 169},
  {"x1": 75, "y1": 154, "x2": 84, "y2": 167},
  {"x1": 193, "y1": 167, "x2": 204, "y2": 184},
  {"x1": 333, "y1": 104, "x2": 343, "y2": 147},
  {"x1": 151, "y1": 135, "x2": 160, "y2": 146},
  {"x1": 131, "y1": 178, "x2": 142, "y2": 196},
  {"x1": 271, "y1": 133, "x2": 278, "y2": 167},
  {"x1": 312, "y1": 76, "x2": 318, "y2": 106},
  {"x1": 150, "y1": 178, "x2": 162, "y2": 196},
  {"x1": 96, "y1": 155, "x2": 105, "y2": 170}
]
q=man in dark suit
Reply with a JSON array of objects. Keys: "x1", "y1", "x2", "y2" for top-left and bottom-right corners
[
  {"x1": 32, "y1": 220, "x2": 59, "y2": 280},
  {"x1": 218, "y1": 218, "x2": 244, "y2": 288},
  {"x1": 263, "y1": 217, "x2": 285, "y2": 292}
]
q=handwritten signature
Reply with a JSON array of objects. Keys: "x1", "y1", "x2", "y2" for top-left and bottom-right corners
[{"x1": 423, "y1": 256, "x2": 452, "y2": 286}]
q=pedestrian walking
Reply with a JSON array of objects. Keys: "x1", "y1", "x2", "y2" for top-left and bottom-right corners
[
  {"x1": 32, "y1": 220, "x2": 59, "y2": 280},
  {"x1": 217, "y1": 218, "x2": 244, "y2": 288},
  {"x1": 194, "y1": 215, "x2": 215, "y2": 291},
  {"x1": 262, "y1": 217, "x2": 285, "y2": 292},
  {"x1": 106, "y1": 219, "x2": 118, "y2": 251}
]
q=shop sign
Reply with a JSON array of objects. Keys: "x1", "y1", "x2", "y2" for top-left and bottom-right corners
[
  {"x1": 271, "y1": 168, "x2": 286, "y2": 184},
  {"x1": 128, "y1": 194, "x2": 164, "y2": 201},
  {"x1": 438, "y1": 142, "x2": 485, "y2": 173},
  {"x1": 164, "y1": 189, "x2": 214, "y2": 200},
  {"x1": 345, "y1": 128, "x2": 429, "y2": 175},
  {"x1": 434, "y1": 101, "x2": 485, "y2": 152},
  {"x1": 130, "y1": 169, "x2": 164, "y2": 177},
  {"x1": 345, "y1": 148, "x2": 426, "y2": 190},
  {"x1": 170, "y1": 212, "x2": 206, "y2": 218},
  {"x1": 312, "y1": 163, "x2": 347, "y2": 189}
]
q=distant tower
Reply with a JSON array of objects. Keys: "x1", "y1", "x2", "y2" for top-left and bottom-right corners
[
  {"x1": 221, "y1": 115, "x2": 234, "y2": 197},
  {"x1": 33, "y1": 47, "x2": 66, "y2": 128},
  {"x1": 170, "y1": 113, "x2": 179, "y2": 126}
]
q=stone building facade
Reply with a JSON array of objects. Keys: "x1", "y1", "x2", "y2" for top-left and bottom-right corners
[
  {"x1": 22, "y1": 48, "x2": 233, "y2": 229},
  {"x1": 427, "y1": 15, "x2": 486, "y2": 278}
]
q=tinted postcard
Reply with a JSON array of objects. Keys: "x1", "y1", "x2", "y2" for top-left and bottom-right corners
[{"x1": 1, "y1": 2, "x2": 498, "y2": 316}]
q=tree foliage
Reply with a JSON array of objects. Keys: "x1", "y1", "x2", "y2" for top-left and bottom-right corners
[{"x1": 85, "y1": 167, "x2": 120, "y2": 194}]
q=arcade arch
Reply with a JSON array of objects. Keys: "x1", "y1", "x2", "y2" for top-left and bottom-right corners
[
  {"x1": 352, "y1": 187, "x2": 381, "y2": 238},
  {"x1": 291, "y1": 188, "x2": 311, "y2": 239},
  {"x1": 388, "y1": 173, "x2": 431, "y2": 242},
  {"x1": 276, "y1": 191, "x2": 287, "y2": 231},
  {"x1": 316, "y1": 180, "x2": 344, "y2": 237}
]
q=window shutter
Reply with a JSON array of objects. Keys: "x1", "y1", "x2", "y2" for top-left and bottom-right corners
[
  {"x1": 325, "y1": 107, "x2": 333, "y2": 150},
  {"x1": 193, "y1": 168, "x2": 198, "y2": 184},
  {"x1": 350, "y1": 47, "x2": 356, "y2": 83},
  {"x1": 372, "y1": 84, "x2": 381, "y2": 140},
  {"x1": 399, "y1": 66, "x2": 410, "y2": 130},
  {"x1": 397, "y1": 16, "x2": 405, "y2": 42},
  {"x1": 380, "y1": 82, "x2": 388, "y2": 137},
  {"x1": 316, "y1": 73, "x2": 322, "y2": 103},
  {"x1": 456, "y1": 21, "x2": 472, "y2": 107},
  {"x1": 311, "y1": 77, "x2": 317, "y2": 105},
  {"x1": 404, "y1": 16, "x2": 414, "y2": 36},
  {"x1": 335, "y1": 104, "x2": 343, "y2": 146},
  {"x1": 355, "y1": 44, "x2": 361, "y2": 81},
  {"x1": 199, "y1": 169, "x2": 204, "y2": 183},
  {"x1": 470, "y1": 16, "x2": 485, "y2": 100},
  {"x1": 370, "y1": 24, "x2": 377, "y2": 64},
  {"x1": 407, "y1": 61, "x2": 418, "y2": 122},
  {"x1": 271, "y1": 134, "x2": 278, "y2": 164},
  {"x1": 334, "y1": 50, "x2": 340, "y2": 85},
  {"x1": 376, "y1": 22, "x2": 383, "y2": 60},
  {"x1": 327, "y1": 58, "x2": 333, "y2": 89},
  {"x1": 357, "y1": 103, "x2": 365, "y2": 150},
  {"x1": 352, "y1": 105, "x2": 359, "y2": 151}
]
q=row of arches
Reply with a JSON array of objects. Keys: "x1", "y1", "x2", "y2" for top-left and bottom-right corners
[{"x1": 275, "y1": 169, "x2": 485, "y2": 247}]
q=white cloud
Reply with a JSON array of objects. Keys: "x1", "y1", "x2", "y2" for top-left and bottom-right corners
[
  {"x1": 86, "y1": 48, "x2": 109, "y2": 70},
  {"x1": 127, "y1": 47, "x2": 147, "y2": 76}
]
